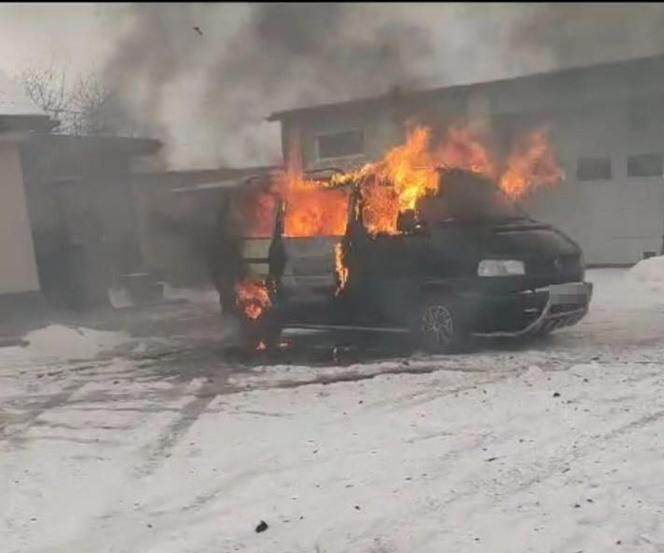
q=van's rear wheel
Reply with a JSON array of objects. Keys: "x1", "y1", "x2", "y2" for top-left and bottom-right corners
[{"x1": 413, "y1": 294, "x2": 467, "y2": 354}]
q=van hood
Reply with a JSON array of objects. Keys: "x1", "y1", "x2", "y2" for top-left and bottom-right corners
[{"x1": 479, "y1": 221, "x2": 581, "y2": 259}]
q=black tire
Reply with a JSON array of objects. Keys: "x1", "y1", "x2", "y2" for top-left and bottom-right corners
[{"x1": 412, "y1": 293, "x2": 468, "y2": 354}]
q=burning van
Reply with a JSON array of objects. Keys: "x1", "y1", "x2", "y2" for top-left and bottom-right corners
[{"x1": 221, "y1": 125, "x2": 593, "y2": 353}]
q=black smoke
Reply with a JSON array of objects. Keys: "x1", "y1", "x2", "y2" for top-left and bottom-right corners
[
  {"x1": 103, "y1": 3, "x2": 664, "y2": 167},
  {"x1": 103, "y1": 3, "x2": 435, "y2": 166}
]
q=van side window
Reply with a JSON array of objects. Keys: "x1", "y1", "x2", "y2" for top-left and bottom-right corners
[
  {"x1": 576, "y1": 157, "x2": 612, "y2": 181},
  {"x1": 627, "y1": 153, "x2": 663, "y2": 177}
]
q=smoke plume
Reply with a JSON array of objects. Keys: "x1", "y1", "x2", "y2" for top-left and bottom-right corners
[{"x1": 103, "y1": 3, "x2": 664, "y2": 168}]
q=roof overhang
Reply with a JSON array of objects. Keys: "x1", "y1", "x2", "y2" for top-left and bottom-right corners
[
  {"x1": 267, "y1": 52, "x2": 664, "y2": 123},
  {"x1": 0, "y1": 114, "x2": 57, "y2": 137},
  {"x1": 25, "y1": 133, "x2": 163, "y2": 155}
]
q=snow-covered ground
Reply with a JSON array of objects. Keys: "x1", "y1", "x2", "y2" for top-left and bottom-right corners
[{"x1": 2, "y1": 267, "x2": 664, "y2": 553}]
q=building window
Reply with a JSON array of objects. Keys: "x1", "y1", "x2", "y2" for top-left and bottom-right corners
[
  {"x1": 576, "y1": 157, "x2": 612, "y2": 181},
  {"x1": 316, "y1": 129, "x2": 364, "y2": 160},
  {"x1": 627, "y1": 153, "x2": 663, "y2": 177}
]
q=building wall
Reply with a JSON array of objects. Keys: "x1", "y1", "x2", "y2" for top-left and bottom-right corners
[
  {"x1": 289, "y1": 106, "x2": 403, "y2": 172},
  {"x1": 131, "y1": 179, "x2": 214, "y2": 287},
  {"x1": 523, "y1": 100, "x2": 664, "y2": 265},
  {"x1": 20, "y1": 137, "x2": 152, "y2": 309},
  {"x1": 0, "y1": 140, "x2": 40, "y2": 295}
]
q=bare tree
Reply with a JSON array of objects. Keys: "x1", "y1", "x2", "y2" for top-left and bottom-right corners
[
  {"x1": 70, "y1": 72, "x2": 115, "y2": 135},
  {"x1": 20, "y1": 65, "x2": 73, "y2": 132},
  {"x1": 19, "y1": 65, "x2": 136, "y2": 137}
]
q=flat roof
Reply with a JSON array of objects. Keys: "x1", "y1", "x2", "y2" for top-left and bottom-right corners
[
  {"x1": 267, "y1": 52, "x2": 664, "y2": 122},
  {"x1": 27, "y1": 133, "x2": 163, "y2": 155}
]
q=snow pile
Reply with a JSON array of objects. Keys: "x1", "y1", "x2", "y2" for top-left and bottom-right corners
[
  {"x1": 107, "y1": 286, "x2": 134, "y2": 309},
  {"x1": 586, "y1": 267, "x2": 664, "y2": 318},
  {"x1": 22, "y1": 325, "x2": 131, "y2": 360},
  {"x1": 629, "y1": 255, "x2": 664, "y2": 293}
]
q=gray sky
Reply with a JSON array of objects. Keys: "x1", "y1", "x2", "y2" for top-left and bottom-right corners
[{"x1": 0, "y1": 4, "x2": 132, "y2": 76}]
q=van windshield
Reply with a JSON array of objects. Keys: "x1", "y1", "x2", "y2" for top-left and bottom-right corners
[{"x1": 417, "y1": 170, "x2": 527, "y2": 224}]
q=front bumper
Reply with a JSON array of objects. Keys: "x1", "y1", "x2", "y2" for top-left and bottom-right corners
[{"x1": 470, "y1": 281, "x2": 593, "y2": 337}]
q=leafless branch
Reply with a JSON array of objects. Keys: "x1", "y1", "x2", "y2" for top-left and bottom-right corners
[{"x1": 19, "y1": 64, "x2": 136, "y2": 137}]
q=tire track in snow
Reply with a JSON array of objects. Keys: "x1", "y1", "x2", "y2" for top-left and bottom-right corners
[
  {"x1": 133, "y1": 391, "x2": 216, "y2": 477},
  {"x1": 1, "y1": 381, "x2": 87, "y2": 446}
]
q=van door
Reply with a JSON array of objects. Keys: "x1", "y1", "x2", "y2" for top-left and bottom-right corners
[
  {"x1": 281, "y1": 236, "x2": 339, "y2": 304},
  {"x1": 277, "y1": 190, "x2": 349, "y2": 324}
]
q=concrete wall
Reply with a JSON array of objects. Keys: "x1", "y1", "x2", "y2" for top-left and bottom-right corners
[{"x1": 0, "y1": 140, "x2": 40, "y2": 294}]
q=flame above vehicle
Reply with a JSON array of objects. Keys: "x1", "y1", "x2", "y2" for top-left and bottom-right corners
[
  {"x1": 240, "y1": 122, "x2": 562, "y2": 239},
  {"x1": 499, "y1": 127, "x2": 564, "y2": 200}
]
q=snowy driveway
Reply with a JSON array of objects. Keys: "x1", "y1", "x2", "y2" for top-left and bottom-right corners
[{"x1": 2, "y1": 268, "x2": 664, "y2": 552}]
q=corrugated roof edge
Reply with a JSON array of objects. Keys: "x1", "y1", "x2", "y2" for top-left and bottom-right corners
[{"x1": 266, "y1": 52, "x2": 664, "y2": 122}]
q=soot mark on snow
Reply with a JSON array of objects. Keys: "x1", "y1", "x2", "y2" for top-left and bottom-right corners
[
  {"x1": 2, "y1": 381, "x2": 87, "y2": 445},
  {"x1": 236, "y1": 363, "x2": 490, "y2": 392}
]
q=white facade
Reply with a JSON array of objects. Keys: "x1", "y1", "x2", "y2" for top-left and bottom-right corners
[
  {"x1": 524, "y1": 102, "x2": 664, "y2": 265},
  {"x1": 0, "y1": 70, "x2": 48, "y2": 298},
  {"x1": 0, "y1": 138, "x2": 40, "y2": 294}
]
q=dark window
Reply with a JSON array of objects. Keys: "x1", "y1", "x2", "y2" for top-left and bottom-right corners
[
  {"x1": 316, "y1": 129, "x2": 364, "y2": 159},
  {"x1": 627, "y1": 153, "x2": 663, "y2": 177},
  {"x1": 577, "y1": 157, "x2": 612, "y2": 181}
]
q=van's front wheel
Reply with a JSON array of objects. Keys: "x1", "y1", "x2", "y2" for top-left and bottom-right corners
[{"x1": 413, "y1": 294, "x2": 467, "y2": 354}]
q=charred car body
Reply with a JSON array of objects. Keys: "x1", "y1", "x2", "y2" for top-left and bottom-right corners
[{"x1": 225, "y1": 168, "x2": 592, "y2": 353}]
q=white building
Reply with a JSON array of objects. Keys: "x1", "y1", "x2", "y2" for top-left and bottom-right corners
[
  {"x1": 268, "y1": 54, "x2": 664, "y2": 265},
  {"x1": 0, "y1": 71, "x2": 53, "y2": 319}
]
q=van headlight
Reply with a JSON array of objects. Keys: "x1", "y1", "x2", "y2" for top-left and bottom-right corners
[{"x1": 477, "y1": 259, "x2": 526, "y2": 277}]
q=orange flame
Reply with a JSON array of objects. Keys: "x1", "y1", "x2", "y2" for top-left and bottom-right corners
[
  {"x1": 435, "y1": 123, "x2": 497, "y2": 178},
  {"x1": 334, "y1": 242, "x2": 348, "y2": 296},
  {"x1": 240, "y1": 122, "x2": 562, "y2": 240},
  {"x1": 241, "y1": 184, "x2": 279, "y2": 238},
  {"x1": 281, "y1": 174, "x2": 349, "y2": 237},
  {"x1": 499, "y1": 128, "x2": 563, "y2": 200},
  {"x1": 234, "y1": 280, "x2": 271, "y2": 320},
  {"x1": 354, "y1": 127, "x2": 438, "y2": 234}
]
